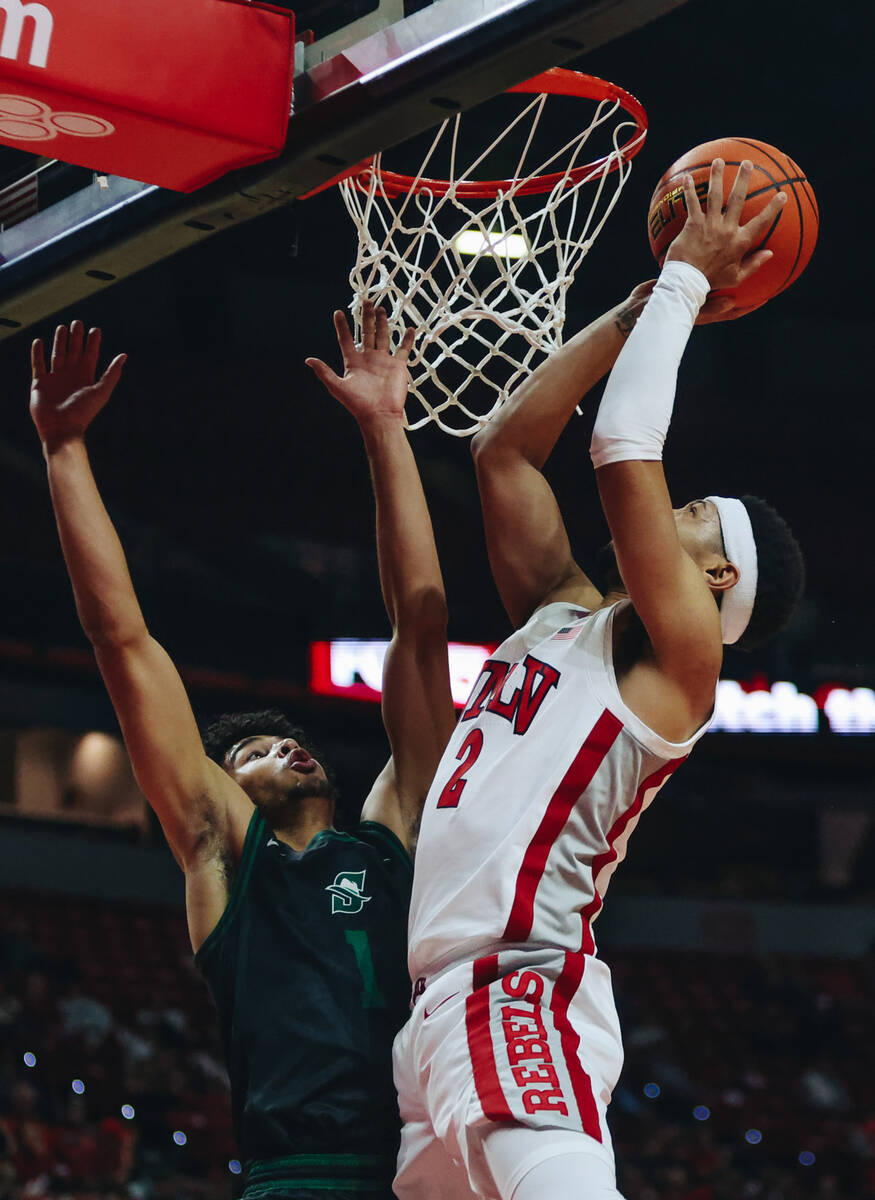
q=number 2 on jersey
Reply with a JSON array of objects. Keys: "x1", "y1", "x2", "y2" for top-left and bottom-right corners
[{"x1": 436, "y1": 728, "x2": 484, "y2": 808}]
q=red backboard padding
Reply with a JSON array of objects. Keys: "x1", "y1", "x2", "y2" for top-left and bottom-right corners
[{"x1": 0, "y1": 0, "x2": 294, "y2": 192}]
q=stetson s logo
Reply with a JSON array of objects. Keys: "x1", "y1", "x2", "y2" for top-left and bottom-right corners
[{"x1": 326, "y1": 870, "x2": 372, "y2": 916}]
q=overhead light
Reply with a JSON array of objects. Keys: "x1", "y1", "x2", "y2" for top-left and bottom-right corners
[{"x1": 454, "y1": 227, "x2": 529, "y2": 259}]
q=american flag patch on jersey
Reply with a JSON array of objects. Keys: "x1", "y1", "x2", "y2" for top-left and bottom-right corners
[{"x1": 551, "y1": 611, "x2": 590, "y2": 640}]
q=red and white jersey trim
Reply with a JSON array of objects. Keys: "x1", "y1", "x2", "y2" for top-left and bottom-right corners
[
  {"x1": 578, "y1": 755, "x2": 684, "y2": 954},
  {"x1": 503, "y1": 709, "x2": 623, "y2": 944},
  {"x1": 408, "y1": 600, "x2": 710, "y2": 981},
  {"x1": 464, "y1": 952, "x2": 605, "y2": 1139}
]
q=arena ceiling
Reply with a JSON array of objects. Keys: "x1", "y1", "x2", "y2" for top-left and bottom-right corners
[{"x1": 0, "y1": 0, "x2": 867, "y2": 720}]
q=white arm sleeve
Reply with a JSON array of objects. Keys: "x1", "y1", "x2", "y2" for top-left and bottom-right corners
[{"x1": 590, "y1": 260, "x2": 710, "y2": 468}]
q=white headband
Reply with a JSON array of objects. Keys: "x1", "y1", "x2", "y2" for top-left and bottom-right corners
[{"x1": 706, "y1": 496, "x2": 758, "y2": 646}]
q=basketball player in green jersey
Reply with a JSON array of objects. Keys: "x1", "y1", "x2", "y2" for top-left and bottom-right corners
[{"x1": 29, "y1": 302, "x2": 456, "y2": 1199}]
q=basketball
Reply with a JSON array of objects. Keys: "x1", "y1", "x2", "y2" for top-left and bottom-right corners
[{"x1": 647, "y1": 137, "x2": 818, "y2": 319}]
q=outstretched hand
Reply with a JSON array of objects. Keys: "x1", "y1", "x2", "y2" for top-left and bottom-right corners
[
  {"x1": 30, "y1": 322, "x2": 127, "y2": 451},
  {"x1": 665, "y1": 158, "x2": 786, "y2": 295},
  {"x1": 306, "y1": 301, "x2": 416, "y2": 426}
]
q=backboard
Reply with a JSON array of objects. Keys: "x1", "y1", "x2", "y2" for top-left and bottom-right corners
[{"x1": 0, "y1": 0, "x2": 688, "y2": 339}]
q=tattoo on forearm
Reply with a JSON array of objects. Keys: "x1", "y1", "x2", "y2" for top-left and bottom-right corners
[{"x1": 614, "y1": 306, "x2": 639, "y2": 337}]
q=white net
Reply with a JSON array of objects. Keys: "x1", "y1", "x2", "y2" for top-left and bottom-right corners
[{"x1": 339, "y1": 76, "x2": 645, "y2": 436}]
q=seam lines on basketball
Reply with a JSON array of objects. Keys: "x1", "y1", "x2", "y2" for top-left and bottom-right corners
[
  {"x1": 747, "y1": 175, "x2": 806, "y2": 192},
  {"x1": 734, "y1": 139, "x2": 806, "y2": 290},
  {"x1": 660, "y1": 160, "x2": 807, "y2": 294},
  {"x1": 799, "y1": 179, "x2": 819, "y2": 228}
]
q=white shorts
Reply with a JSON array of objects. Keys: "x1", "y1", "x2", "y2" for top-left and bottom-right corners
[{"x1": 393, "y1": 949, "x2": 624, "y2": 1199}]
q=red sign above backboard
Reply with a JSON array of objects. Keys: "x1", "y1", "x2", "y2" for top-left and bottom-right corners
[
  {"x1": 310, "y1": 640, "x2": 498, "y2": 710},
  {"x1": 0, "y1": 0, "x2": 294, "y2": 191}
]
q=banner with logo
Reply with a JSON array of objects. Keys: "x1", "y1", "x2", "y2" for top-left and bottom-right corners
[{"x1": 0, "y1": 0, "x2": 294, "y2": 191}]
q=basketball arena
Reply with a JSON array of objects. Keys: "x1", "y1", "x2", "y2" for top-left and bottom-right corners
[{"x1": 0, "y1": 2, "x2": 871, "y2": 1198}]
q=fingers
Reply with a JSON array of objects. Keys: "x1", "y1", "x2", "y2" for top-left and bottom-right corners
[
  {"x1": 31, "y1": 338, "x2": 46, "y2": 381},
  {"x1": 742, "y1": 188, "x2": 787, "y2": 243},
  {"x1": 367, "y1": 300, "x2": 408, "y2": 356},
  {"x1": 38, "y1": 322, "x2": 105, "y2": 379},
  {"x1": 67, "y1": 319, "x2": 85, "y2": 365},
  {"x1": 99, "y1": 353, "x2": 127, "y2": 395},
  {"x1": 361, "y1": 300, "x2": 376, "y2": 350},
  {"x1": 397, "y1": 325, "x2": 416, "y2": 361},
  {"x1": 305, "y1": 356, "x2": 344, "y2": 399},
  {"x1": 705, "y1": 158, "x2": 725, "y2": 223},
  {"x1": 681, "y1": 172, "x2": 702, "y2": 222},
  {"x1": 735, "y1": 247, "x2": 774, "y2": 283},
  {"x1": 333, "y1": 310, "x2": 355, "y2": 361},
  {"x1": 51, "y1": 325, "x2": 68, "y2": 372},
  {"x1": 83, "y1": 327, "x2": 102, "y2": 378},
  {"x1": 341, "y1": 298, "x2": 413, "y2": 359},
  {"x1": 375, "y1": 306, "x2": 390, "y2": 353},
  {"x1": 723, "y1": 159, "x2": 752, "y2": 224}
]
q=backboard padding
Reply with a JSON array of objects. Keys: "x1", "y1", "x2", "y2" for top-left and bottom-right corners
[{"x1": 0, "y1": 0, "x2": 688, "y2": 338}]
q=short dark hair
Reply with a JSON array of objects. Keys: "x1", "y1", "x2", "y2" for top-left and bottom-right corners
[
  {"x1": 201, "y1": 709, "x2": 310, "y2": 766},
  {"x1": 734, "y1": 495, "x2": 805, "y2": 652}
]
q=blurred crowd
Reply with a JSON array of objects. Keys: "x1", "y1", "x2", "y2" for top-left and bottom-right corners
[
  {"x1": 611, "y1": 952, "x2": 875, "y2": 1199},
  {"x1": 0, "y1": 901, "x2": 233, "y2": 1200},
  {"x1": 1, "y1": 892, "x2": 873, "y2": 1199}
]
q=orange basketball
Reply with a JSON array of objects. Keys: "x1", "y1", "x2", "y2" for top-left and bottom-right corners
[{"x1": 647, "y1": 137, "x2": 818, "y2": 319}]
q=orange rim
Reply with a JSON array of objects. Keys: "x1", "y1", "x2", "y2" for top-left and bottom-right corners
[{"x1": 347, "y1": 68, "x2": 647, "y2": 199}]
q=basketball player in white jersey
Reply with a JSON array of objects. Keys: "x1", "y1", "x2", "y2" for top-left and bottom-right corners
[{"x1": 392, "y1": 162, "x2": 805, "y2": 1199}]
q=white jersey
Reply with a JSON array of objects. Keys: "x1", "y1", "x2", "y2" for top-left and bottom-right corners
[{"x1": 408, "y1": 600, "x2": 711, "y2": 981}]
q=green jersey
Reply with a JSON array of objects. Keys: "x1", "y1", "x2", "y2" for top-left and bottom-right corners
[{"x1": 195, "y1": 810, "x2": 413, "y2": 1197}]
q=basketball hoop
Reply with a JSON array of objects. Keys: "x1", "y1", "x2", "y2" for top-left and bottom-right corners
[{"x1": 338, "y1": 68, "x2": 647, "y2": 436}]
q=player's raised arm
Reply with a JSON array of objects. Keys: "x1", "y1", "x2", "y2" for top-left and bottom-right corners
[
  {"x1": 306, "y1": 302, "x2": 455, "y2": 852},
  {"x1": 591, "y1": 160, "x2": 786, "y2": 719},
  {"x1": 30, "y1": 323, "x2": 250, "y2": 874},
  {"x1": 470, "y1": 283, "x2": 658, "y2": 628}
]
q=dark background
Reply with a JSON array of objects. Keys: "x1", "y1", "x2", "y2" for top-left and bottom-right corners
[
  {"x1": 0, "y1": 8, "x2": 874, "y2": 1197},
  {"x1": 0, "y1": 0, "x2": 869, "y2": 770}
]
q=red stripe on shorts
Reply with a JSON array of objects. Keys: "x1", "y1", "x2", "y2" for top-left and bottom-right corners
[
  {"x1": 579, "y1": 756, "x2": 685, "y2": 954},
  {"x1": 465, "y1": 955, "x2": 512, "y2": 1121},
  {"x1": 550, "y1": 951, "x2": 603, "y2": 1142},
  {"x1": 503, "y1": 710, "x2": 623, "y2": 943}
]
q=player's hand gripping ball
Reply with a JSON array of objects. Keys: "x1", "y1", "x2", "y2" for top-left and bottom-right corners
[{"x1": 647, "y1": 137, "x2": 818, "y2": 320}]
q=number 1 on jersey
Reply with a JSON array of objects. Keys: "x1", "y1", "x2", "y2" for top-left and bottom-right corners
[{"x1": 436, "y1": 728, "x2": 484, "y2": 808}]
